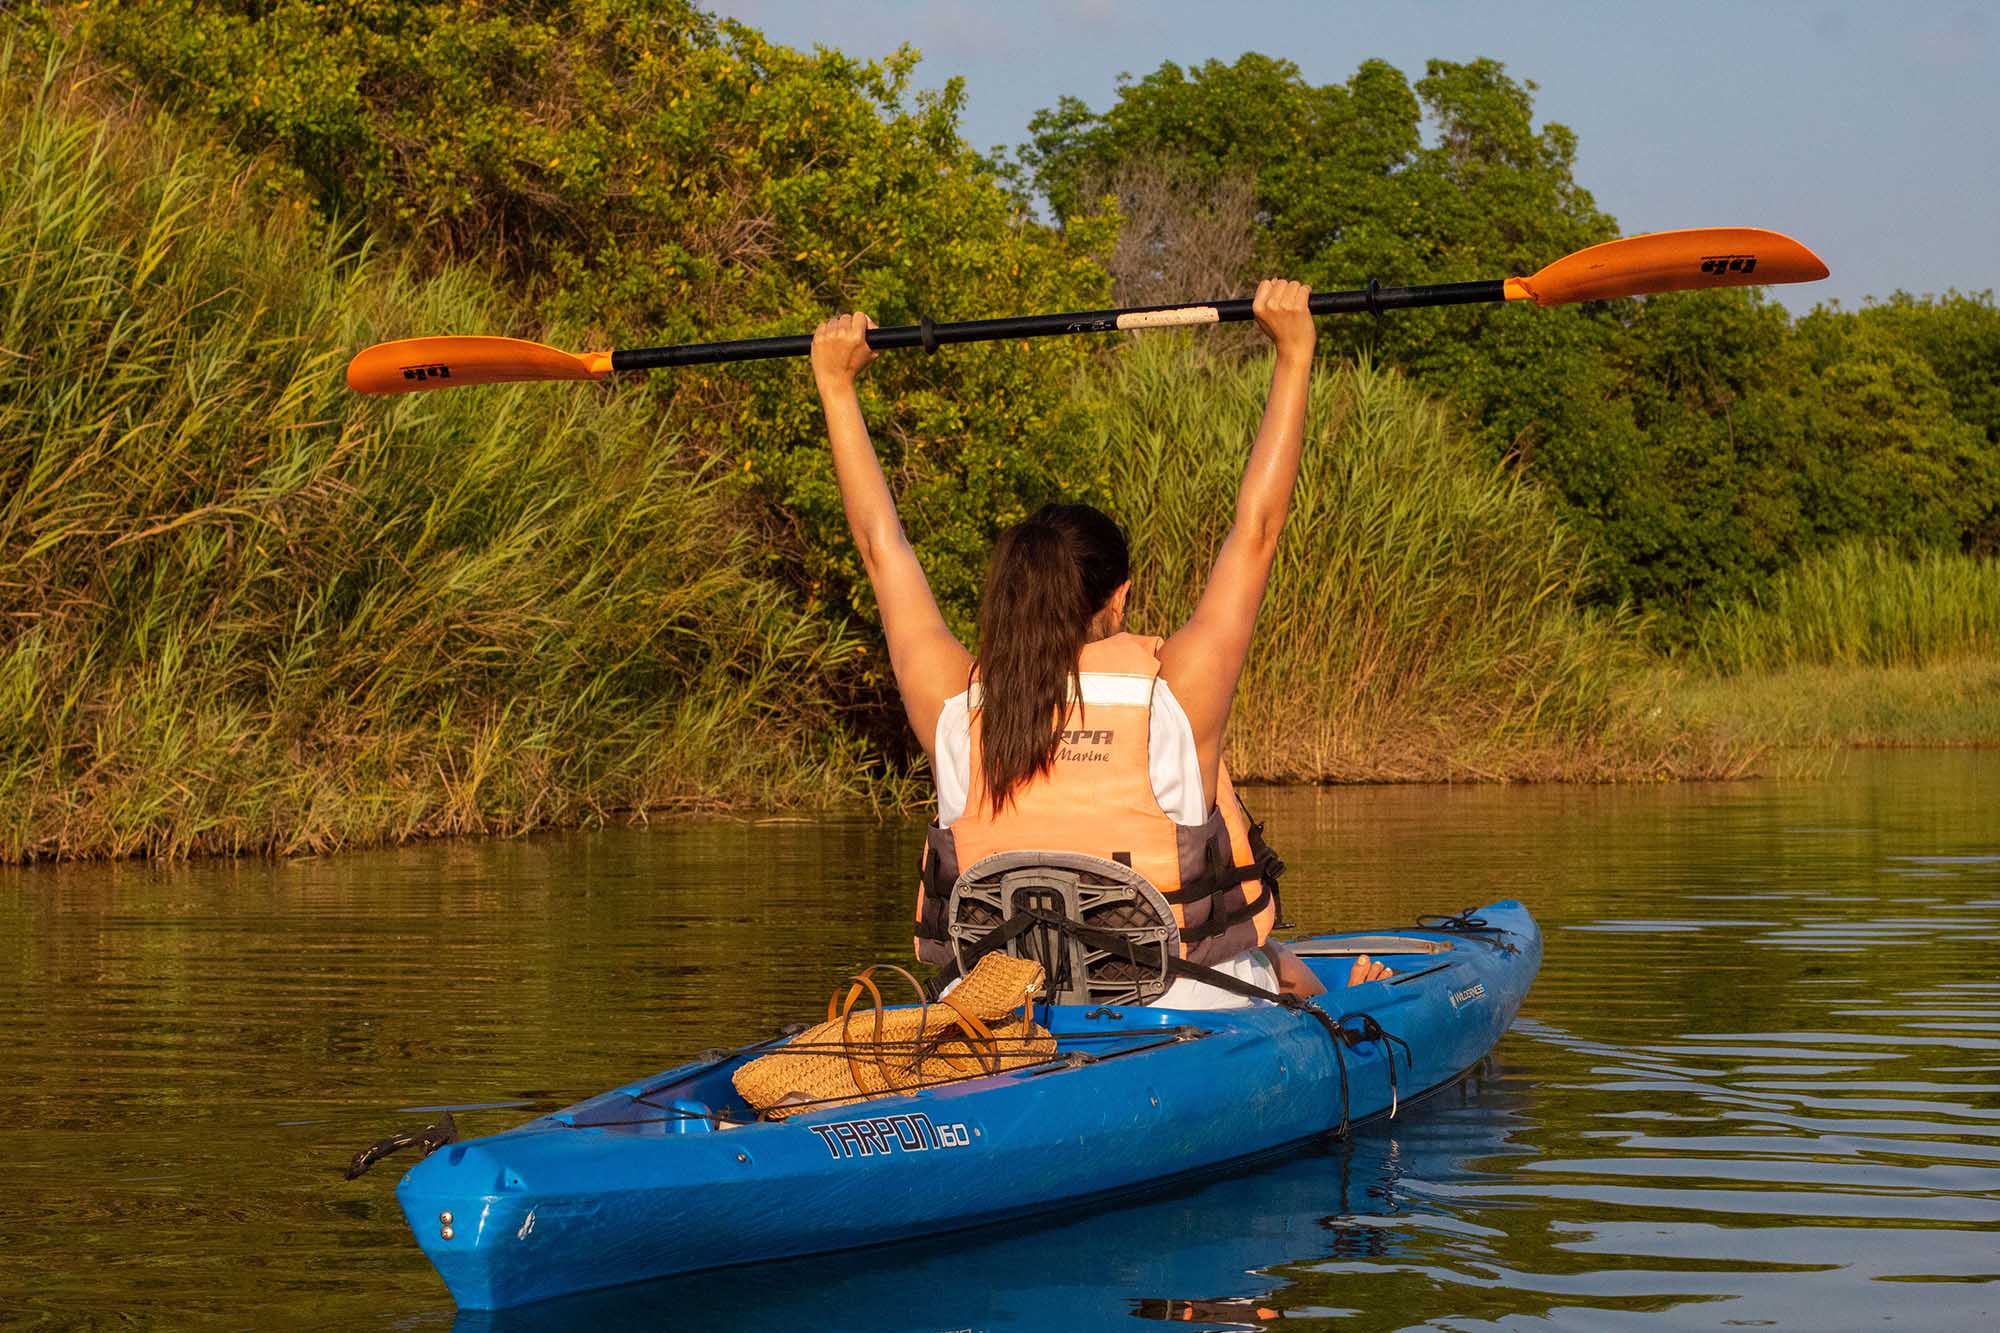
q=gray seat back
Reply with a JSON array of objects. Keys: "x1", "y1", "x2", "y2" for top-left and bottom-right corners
[{"x1": 947, "y1": 851, "x2": 1182, "y2": 1006}]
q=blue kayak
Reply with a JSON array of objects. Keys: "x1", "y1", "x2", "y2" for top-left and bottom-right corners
[
  {"x1": 397, "y1": 900, "x2": 1541, "y2": 1310},
  {"x1": 448, "y1": 1097, "x2": 1513, "y2": 1332}
]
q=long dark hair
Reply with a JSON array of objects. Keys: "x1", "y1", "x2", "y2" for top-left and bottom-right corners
[{"x1": 974, "y1": 502, "x2": 1130, "y2": 815}]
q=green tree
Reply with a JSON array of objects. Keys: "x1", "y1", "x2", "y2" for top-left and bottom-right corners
[
  {"x1": 1842, "y1": 291, "x2": 2000, "y2": 445},
  {"x1": 1789, "y1": 325, "x2": 1997, "y2": 550},
  {"x1": 1024, "y1": 51, "x2": 2000, "y2": 622},
  {"x1": 1584, "y1": 291, "x2": 1998, "y2": 626},
  {"x1": 1818, "y1": 292, "x2": 2000, "y2": 554},
  {"x1": 80, "y1": 0, "x2": 1114, "y2": 632},
  {"x1": 1023, "y1": 54, "x2": 1612, "y2": 293},
  {"x1": 1023, "y1": 52, "x2": 1649, "y2": 601}
]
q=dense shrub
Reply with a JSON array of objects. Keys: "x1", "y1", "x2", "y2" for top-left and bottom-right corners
[
  {"x1": 0, "y1": 44, "x2": 872, "y2": 860},
  {"x1": 1799, "y1": 293, "x2": 2000, "y2": 555},
  {"x1": 74, "y1": 0, "x2": 1115, "y2": 630},
  {"x1": 1564, "y1": 291, "x2": 1998, "y2": 628}
]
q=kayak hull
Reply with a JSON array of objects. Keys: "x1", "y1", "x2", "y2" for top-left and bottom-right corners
[{"x1": 397, "y1": 900, "x2": 1541, "y2": 1310}]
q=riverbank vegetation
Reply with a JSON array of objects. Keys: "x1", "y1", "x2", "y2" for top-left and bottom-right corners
[
  {"x1": 1693, "y1": 542, "x2": 2000, "y2": 674},
  {"x1": 1101, "y1": 340, "x2": 1703, "y2": 781},
  {"x1": 0, "y1": 45, "x2": 872, "y2": 861},
  {"x1": 4, "y1": 8, "x2": 1996, "y2": 861},
  {"x1": 1668, "y1": 659, "x2": 2000, "y2": 752}
]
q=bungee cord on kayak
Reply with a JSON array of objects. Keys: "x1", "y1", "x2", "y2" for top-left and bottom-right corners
[{"x1": 344, "y1": 1113, "x2": 458, "y2": 1181}]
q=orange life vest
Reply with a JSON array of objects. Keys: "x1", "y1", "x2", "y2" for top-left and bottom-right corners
[{"x1": 915, "y1": 633, "x2": 1281, "y2": 968}]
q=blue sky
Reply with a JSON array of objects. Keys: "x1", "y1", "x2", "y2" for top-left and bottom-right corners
[{"x1": 710, "y1": 1, "x2": 1997, "y2": 314}]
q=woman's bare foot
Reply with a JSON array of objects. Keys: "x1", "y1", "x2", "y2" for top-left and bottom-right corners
[{"x1": 1346, "y1": 954, "x2": 1393, "y2": 986}]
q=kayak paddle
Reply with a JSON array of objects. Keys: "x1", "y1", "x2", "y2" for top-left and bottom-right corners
[{"x1": 346, "y1": 226, "x2": 1827, "y2": 395}]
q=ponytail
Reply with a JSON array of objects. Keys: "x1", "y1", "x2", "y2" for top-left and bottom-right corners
[{"x1": 974, "y1": 504, "x2": 1129, "y2": 815}]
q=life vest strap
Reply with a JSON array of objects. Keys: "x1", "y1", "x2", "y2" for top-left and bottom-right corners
[
  {"x1": 1246, "y1": 815, "x2": 1286, "y2": 928},
  {"x1": 1179, "y1": 887, "x2": 1275, "y2": 945},
  {"x1": 1158, "y1": 861, "x2": 1264, "y2": 904},
  {"x1": 1157, "y1": 812, "x2": 1285, "y2": 942}
]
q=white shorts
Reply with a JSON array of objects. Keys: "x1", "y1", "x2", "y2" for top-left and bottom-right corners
[{"x1": 1153, "y1": 948, "x2": 1280, "y2": 1010}]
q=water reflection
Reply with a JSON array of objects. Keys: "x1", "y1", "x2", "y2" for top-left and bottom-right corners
[
  {"x1": 2, "y1": 751, "x2": 1996, "y2": 1327},
  {"x1": 455, "y1": 1076, "x2": 1523, "y2": 1333}
]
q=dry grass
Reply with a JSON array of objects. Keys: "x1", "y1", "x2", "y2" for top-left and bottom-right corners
[
  {"x1": 1667, "y1": 542, "x2": 2000, "y2": 761},
  {"x1": 1664, "y1": 658, "x2": 2000, "y2": 751}
]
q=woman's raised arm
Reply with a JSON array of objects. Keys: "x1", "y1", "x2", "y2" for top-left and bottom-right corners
[
  {"x1": 1158, "y1": 280, "x2": 1315, "y2": 805},
  {"x1": 812, "y1": 313, "x2": 973, "y2": 756}
]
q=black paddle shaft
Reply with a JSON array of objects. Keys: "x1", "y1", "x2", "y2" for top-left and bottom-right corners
[{"x1": 609, "y1": 279, "x2": 1506, "y2": 373}]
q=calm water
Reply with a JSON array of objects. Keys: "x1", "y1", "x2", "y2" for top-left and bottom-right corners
[{"x1": 3, "y1": 751, "x2": 1997, "y2": 1330}]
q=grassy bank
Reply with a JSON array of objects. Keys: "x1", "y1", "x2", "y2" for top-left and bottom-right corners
[
  {"x1": 1092, "y1": 338, "x2": 1736, "y2": 781},
  {"x1": 0, "y1": 47, "x2": 872, "y2": 862},
  {"x1": 1669, "y1": 542, "x2": 2000, "y2": 749},
  {"x1": 1693, "y1": 541, "x2": 2000, "y2": 674}
]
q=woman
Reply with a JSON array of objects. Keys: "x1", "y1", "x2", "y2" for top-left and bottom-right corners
[{"x1": 812, "y1": 280, "x2": 1389, "y2": 1000}]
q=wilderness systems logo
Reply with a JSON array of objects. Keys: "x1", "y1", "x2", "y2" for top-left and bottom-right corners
[
  {"x1": 401, "y1": 363, "x2": 452, "y2": 383},
  {"x1": 1449, "y1": 982, "x2": 1487, "y2": 1010},
  {"x1": 1700, "y1": 254, "x2": 1758, "y2": 277}
]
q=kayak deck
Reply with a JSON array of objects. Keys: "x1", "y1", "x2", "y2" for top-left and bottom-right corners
[
  {"x1": 396, "y1": 900, "x2": 1541, "y2": 1310},
  {"x1": 561, "y1": 1007, "x2": 1223, "y2": 1136}
]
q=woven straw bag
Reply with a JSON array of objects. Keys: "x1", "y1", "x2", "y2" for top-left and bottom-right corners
[{"x1": 733, "y1": 953, "x2": 1056, "y2": 1119}]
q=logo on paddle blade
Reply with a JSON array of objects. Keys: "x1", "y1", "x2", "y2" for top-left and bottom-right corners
[
  {"x1": 1699, "y1": 254, "x2": 1758, "y2": 276},
  {"x1": 401, "y1": 363, "x2": 452, "y2": 382}
]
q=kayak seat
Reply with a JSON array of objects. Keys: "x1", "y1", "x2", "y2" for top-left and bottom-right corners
[{"x1": 947, "y1": 851, "x2": 1180, "y2": 1007}]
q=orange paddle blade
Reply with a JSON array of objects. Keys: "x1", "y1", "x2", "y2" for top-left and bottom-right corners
[
  {"x1": 1503, "y1": 227, "x2": 1829, "y2": 306},
  {"x1": 345, "y1": 336, "x2": 614, "y2": 395}
]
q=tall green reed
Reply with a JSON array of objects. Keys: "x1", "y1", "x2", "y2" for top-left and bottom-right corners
[
  {"x1": 1694, "y1": 541, "x2": 2000, "y2": 675},
  {"x1": 0, "y1": 42, "x2": 868, "y2": 861},
  {"x1": 1087, "y1": 336, "x2": 1653, "y2": 780}
]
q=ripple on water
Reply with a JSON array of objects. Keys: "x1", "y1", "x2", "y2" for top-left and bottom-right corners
[{"x1": 1, "y1": 750, "x2": 1996, "y2": 1328}]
